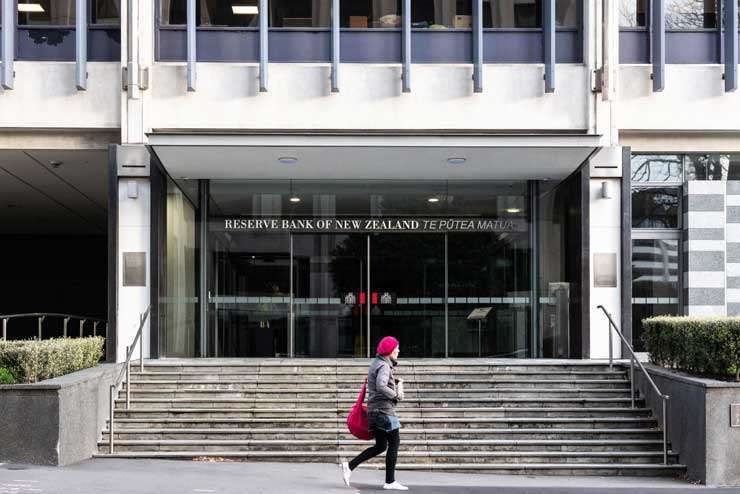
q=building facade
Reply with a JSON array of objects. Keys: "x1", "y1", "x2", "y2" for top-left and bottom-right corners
[{"x1": 0, "y1": 0, "x2": 738, "y2": 362}]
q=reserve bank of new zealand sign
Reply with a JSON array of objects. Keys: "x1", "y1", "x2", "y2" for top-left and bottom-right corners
[{"x1": 221, "y1": 217, "x2": 526, "y2": 233}]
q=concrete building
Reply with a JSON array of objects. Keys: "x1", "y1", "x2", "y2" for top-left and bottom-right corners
[{"x1": 0, "y1": 0, "x2": 738, "y2": 363}]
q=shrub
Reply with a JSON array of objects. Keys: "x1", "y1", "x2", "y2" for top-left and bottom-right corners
[
  {"x1": 0, "y1": 337, "x2": 105, "y2": 384},
  {"x1": 642, "y1": 316, "x2": 740, "y2": 381},
  {"x1": 0, "y1": 367, "x2": 14, "y2": 384}
]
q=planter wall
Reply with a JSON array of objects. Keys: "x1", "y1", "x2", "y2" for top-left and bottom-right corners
[
  {"x1": 630, "y1": 363, "x2": 740, "y2": 487},
  {"x1": 0, "y1": 363, "x2": 121, "y2": 466}
]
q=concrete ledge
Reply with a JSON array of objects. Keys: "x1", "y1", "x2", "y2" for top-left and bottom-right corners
[
  {"x1": 626, "y1": 363, "x2": 740, "y2": 487},
  {"x1": 0, "y1": 363, "x2": 122, "y2": 466}
]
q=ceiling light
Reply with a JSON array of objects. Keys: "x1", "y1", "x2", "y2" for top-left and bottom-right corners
[
  {"x1": 427, "y1": 197, "x2": 440, "y2": 203},
  {"x1": 289, "y1": 196, "x2": 301, "y2": 203},
  {"x1": 18, "y1": 3, "x2": 44, "y2": 12},
  {"x1": 278, "y1": 156, "x2": 298, "y2": 165},
  {"x1": 232, "y1": 5, "x2": 258, "y2": 15},
  {"x1": 447, "y1": 157, "x2": 466, "y2": 165},
  {"x1": 505, "y1": 208, "x2": 521, "y2": 214},
  {"x1": 49, "y1": 160, "x2": 63, "y2": 168}
]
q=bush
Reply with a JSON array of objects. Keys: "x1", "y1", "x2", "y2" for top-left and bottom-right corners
[
  {"x1": 642, "y1": 316, "x2": 740, "y2": 381},
  {"x1": 0, "y1": 337, "x2": 105, "y2": 384},
  {"x1": 0, "y1": 367, "x2": 14, "y2": 384}
]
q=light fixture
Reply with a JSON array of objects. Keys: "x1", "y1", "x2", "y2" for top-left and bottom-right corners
[
  {"x1": 18, "y1": 3, "x2": 44, "y2": 12},
  {"x1": 447, "y1": 157, "x2": 466, "y2": 165},
  {"x1": 232, "y1": 5, "x2": 258, "y2": 15},
  {"x1": 49, "y1": 160, "x2": 63, "y2": 168},
  {"x1": 278, "y1": 156, "x2": 298, "y2": 165},
  {"x1": 601, "y1": 181, "x2": 612, "y2": 199},
  {"x1": 505, "y1": 208, "x2": 521, "y2": 214},
  {"x1": 289, "y1": 196, "x2": 301, "y2": 203},
  {"x1": 427, "y1": 197, "x2": 440, "y2": 203}
]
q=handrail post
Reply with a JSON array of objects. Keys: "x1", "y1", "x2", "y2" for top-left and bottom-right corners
[
  {"x1": 2, "y1": 318, "x2": 6, "y2": 341},
  {"x1": 63, "y1": 317, "x2": 69, "y2": 338},
  {"x1": 608, "y1": 320, "x2": 613, "y2": 370},
  {"x1": 37, "y1": 316, "x2": 45, "y2": 340},
  {"x1": 139, "y1": 313, "x2": 144, "y2": 373},
  {"x1": 109, "y1": 384, "x2": 115, "y2": 454},
  {"x1": 630, "y1": 355, "x2": 635, "y2": 408},
  {"x1": 662, "y1": 395, "x2": 669, "y2": 464},
  {"x1": 125, "y1": 346, "x2": 131, "y2": 409}
]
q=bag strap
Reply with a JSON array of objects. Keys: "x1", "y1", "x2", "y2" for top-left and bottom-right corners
[{"x1": 356, "y1": 381, "x2": 367, "y2": 405}]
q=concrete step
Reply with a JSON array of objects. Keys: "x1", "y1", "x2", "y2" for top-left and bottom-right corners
[
  {"x1": 95, "y1": 438, "x2": 671, "y2": 453},
  {"x1": 132, "y1": 370, "x2": 628, "y2": 380},
  {"x1": 107, "y1": 417, "x2": 659, "y2": 429},
  {"x1": 124, "y1": 379, "x2": 632, "y2": 390},
  {"x1": 112, "y1": 406, "x2": 654, "y2": 419},
  {"x1": 101, "y1": 428, "x2": 664, "y2": 442}
]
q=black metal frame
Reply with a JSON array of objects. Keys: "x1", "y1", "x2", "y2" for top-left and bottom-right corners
[{"x1": 106, "y1": 144, "x2": 118, "y2": 363}]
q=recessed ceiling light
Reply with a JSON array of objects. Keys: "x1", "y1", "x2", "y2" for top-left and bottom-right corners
[
  {"x1": 289, "y1": 196, "x2": 301, "y2": 203},
  {"x1": 18, "y1": 3, "x2": 44, "y2": 12},
  {"x1": 278, "y1": 156, "x2": 298, "y2": 165},
  {"x1": 232, "y1": 5, "x2": 258, "y2": 15},
  {"x1": 49, "y1": 160, "x2": 63, "y2": 168},
  {"x1": 447, "y1": 157, "x2": 466, "y2": 165},
  {"x1": 427, "y1": 197, "x2": 440, "y2": 203},
  {"x1": 505, "y1": 208, "x2": 521, "y2": 214}
]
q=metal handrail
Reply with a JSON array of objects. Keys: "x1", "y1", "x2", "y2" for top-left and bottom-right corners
[
  {"x1": 0, "y1": 312, "x2": 107, "y2": 341},
  {"x1": 597, "y1": 305, "x2": 670, "y2": 465},
  {"x1": 108, "y1": 306, "x2": 151, "y2": 454}
]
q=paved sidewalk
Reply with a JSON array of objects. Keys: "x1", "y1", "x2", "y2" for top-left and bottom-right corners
[{"x1": 0, "y1": 460, "x2": 736, "y2": 494}]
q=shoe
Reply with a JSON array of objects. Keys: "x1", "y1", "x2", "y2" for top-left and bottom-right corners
[
  {"x1": 383, "y1": 481, "x2": 409, "y2": 490},
  {"x1": 340, "y1": 461, "x2": 352, "y2": 487}
]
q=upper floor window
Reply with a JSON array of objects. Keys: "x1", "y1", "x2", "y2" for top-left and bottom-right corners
[
  {"x1": 159, "y1": 0, "x2": 577, "y2": 29},
  {"x1": 619, "y1": 0, "x2": 647, "y2": 28},
  {"x1": 666, "y1": 0, "x2": 717, "y2": 29},
  {"x1": 17, "y1": 0, "x2": 120, "y2": 26}
]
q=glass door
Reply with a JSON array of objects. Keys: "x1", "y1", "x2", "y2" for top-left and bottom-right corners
[{"x1": 292, "y1": 233, "x2": 368, "y2": 357}]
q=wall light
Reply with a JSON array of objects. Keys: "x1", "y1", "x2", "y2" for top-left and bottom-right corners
[
  {"x1": 505, "y1": 208, "x2": 521, "y2": 214},
  {"x1": 289, "y1": 196, "x2": 301, "y2": 203},
  {"x1": 278, "y1": 156, "x2": 298, "y2": 165},
  {"x1": 427, "y1": 197, "x2": 440, "y2": 203},
  {"x1": 232, "y1": 5, "x2": 258, "y2": 15},
  {"x1": 18, "y1": 3, "x2": 44, "y2": 12},
  {"x1": 447, "y1": 157, "x2": 466, "y2": 165},
  {"x1": 601, "y1": 181, "x2": 612, "y2": 199}
]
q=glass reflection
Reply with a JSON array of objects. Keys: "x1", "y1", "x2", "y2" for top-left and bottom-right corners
[
  {"x1": 665, "y1": 0, "x2": 717, "y2": 29},
  {"x1": 631, "y1": 188, "x2": 680, "y2": 229},
  {"x1": 631, "y1": 155, "x2": 683, "y2": 183},
  {"x1": 619, "y1": 0, "x2": 647, "y2": 27}
]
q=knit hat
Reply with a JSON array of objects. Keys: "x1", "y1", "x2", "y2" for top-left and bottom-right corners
[{"x1": 376, "y1": 336, "x2": 399, "y2": 356}]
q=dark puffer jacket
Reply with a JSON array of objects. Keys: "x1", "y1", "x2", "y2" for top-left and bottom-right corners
[{"x1": 366, "y1": 355, "x2": 403, "y2": 416}]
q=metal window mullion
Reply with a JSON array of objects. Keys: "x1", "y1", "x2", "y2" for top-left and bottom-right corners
[
  {"x1": 724, "y1": 0, "x2": 738, "y2": 91},
  {"x1": 259, "y1": 0, "x2": 268, "y2": 92},
  {"x1": 76, "y1": 0, "x2": 87, "y2": 90},
  {"x1": 472, "y1": 0, "x2": 482, "y2": 92},
  {"x1": 186, "y1": 0, "x2": 196, "y2": 91},
  {"x1": 543, "y1": 0, "x2": 555, "y2": 92},
  {"x1": 402, "y1": 0, "x2": 410, "y2": 93},
  {"x1": 1, "y1": 0, "x2": 14, "y2": 89},
  {"x1": 652, "y1": 0, "x2": 665, "y2": 91},
  {"x1": 331, "y1": 0, "x2": 339, "y2": 92}
]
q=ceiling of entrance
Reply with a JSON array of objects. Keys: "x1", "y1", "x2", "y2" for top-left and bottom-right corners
[
  {"x1": 150, "y1": 134, "x2": 600, "y2": 181},
  {"x1": 0, "y1": 150, "x2": 108, "y2": 235}
]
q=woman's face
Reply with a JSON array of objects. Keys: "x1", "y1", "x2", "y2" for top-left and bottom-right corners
[{"x1": 390, "y1": 346, "x2": 400, "y2": 360}]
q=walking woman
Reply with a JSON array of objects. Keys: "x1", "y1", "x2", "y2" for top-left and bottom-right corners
[{"x1": 341, "y1": 336, "x2": 408, "y2": 490}]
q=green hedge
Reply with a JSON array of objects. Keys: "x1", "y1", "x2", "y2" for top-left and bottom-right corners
[
  {"x1": 642, "y1": 316, "x2": 740, "y2": 381},
  {"x1": 0, "y1": 367, "x2": 14, "y2": 384},
  {"x1": 0, "y1": 337, "x2": 105, "y2": 384}
]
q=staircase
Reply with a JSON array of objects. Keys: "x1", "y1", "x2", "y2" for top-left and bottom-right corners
[{"x1": 95, "y1": 359, "x2": 685, "y2": 476}]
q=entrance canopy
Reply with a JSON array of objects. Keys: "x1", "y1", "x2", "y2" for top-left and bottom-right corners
[{"x1": 148, "y1": 133, "x2": 601, "y2": 181}]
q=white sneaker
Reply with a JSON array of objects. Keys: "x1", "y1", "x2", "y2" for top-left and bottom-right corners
[
  {"x1": 340, "y1": 461, "x2": 352, "y2": 487},
  {"x1": 383, "y1": 481, "x2": 409, "y2": 490}
]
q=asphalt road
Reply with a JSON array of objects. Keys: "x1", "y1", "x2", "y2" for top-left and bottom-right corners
[{"x1": 0, "y1": 460, "x2": 737, "y2": 494}]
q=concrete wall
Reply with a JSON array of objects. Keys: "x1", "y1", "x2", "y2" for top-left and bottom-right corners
[
  {"x1": 0, "y1": 62, "x2": 121, "y2": 130},
  {"x1": 632, "y1": 363, "x2": 740, "y2": 487},
  {"x1": 0, "y1": 363, "x2": 120, "y2": 466}
]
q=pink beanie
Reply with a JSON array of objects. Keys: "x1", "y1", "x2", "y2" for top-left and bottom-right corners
[{"x1": 376, "y1": 336, "x2": 399, "y2": 356}]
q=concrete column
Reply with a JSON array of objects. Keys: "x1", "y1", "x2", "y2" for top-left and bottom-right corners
[
  {"x1": 683, "y1": 181, "x2": 726, "y2": 316},
  {"x1": 725, "y1": 181, "x2": 740, "y2": 314}
]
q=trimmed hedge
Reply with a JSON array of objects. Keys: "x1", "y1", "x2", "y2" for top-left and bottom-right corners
[
  {"x1": 642, "y1": 316, "x2": 740, "y2": 381},
  {"x1": 0, "y1": 337, "x2": 105, "y2": 384},
  {"x1": 0, "y1": 367, "x2": 14, "y2": 384}
]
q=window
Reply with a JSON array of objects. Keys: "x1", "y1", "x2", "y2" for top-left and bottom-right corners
[
  {"x1": 619, "y1": 0, "x2": 647, "y2": 28},
  {"x1": 339, "y1": 0, "x2": 399, "y2": 28},
  {"x1": 483, "y1": 0, "x2": 578, "y2": 28},
  {"x1": 631, "y1": 154, "x2": 683, "y2": 183},
  {"x1": 160, "y1": 0, "x2": 260, "y2": 27},
  {"x1": 684, "y1": 154, "x2": 740, "y2": 181},
  {"x1": 17, "y1": 0, "x2": 119, "y2": 26},
  {"x1": 632, "y1": 188, "x2": 680, "y2": 229},
  {"x1": 665, "y1": 0, "x2": 717, "y2": 29}
]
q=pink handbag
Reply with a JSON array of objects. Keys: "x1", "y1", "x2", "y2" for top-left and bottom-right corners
[{"x1": 347, "y1": 379, "x2": 374, "y2": 440}]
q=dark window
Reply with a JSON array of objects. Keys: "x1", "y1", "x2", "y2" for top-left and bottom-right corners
[
  {"x1": 160, "y1": 0, "x2": 259, "y2": 27},
  {"x1": 631, "y1": 239, "x2": 680, "y2": 351},
  {"x1": 92, "y1": 0, "x2": 121, "y2": 25},
  {"x1": 631, "y1": 187, "x2": 680, "y2": 229},
  {"x1": 17, "y1": 0, "x2": 119, "y2": 25},
  {"x1": 685, "y1": 154, "x2": 733, "y2": 181},
  {"x1": 483, "y1": 0, "x2": 578, "y2": 28}
]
